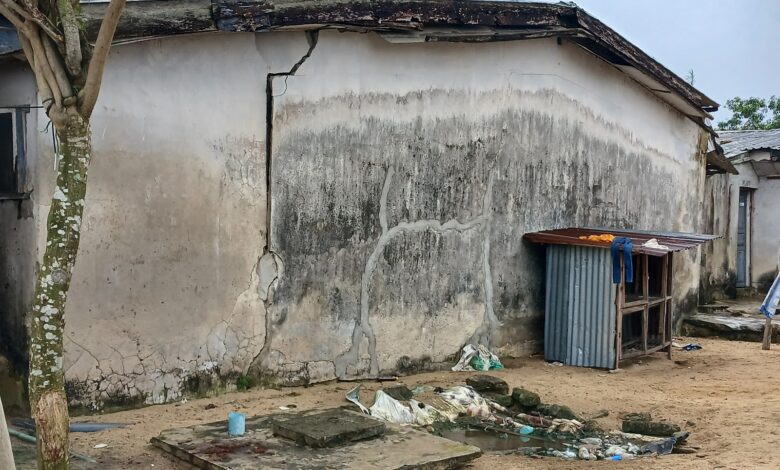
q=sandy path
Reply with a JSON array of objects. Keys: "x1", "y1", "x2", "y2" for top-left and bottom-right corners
[{"x1": 69, "y1": 337, "x2": 780, "y2": 469}]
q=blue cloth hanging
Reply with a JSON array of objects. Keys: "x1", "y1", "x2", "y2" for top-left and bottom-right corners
[
  {"x1": 611, "y1": 237, "x2": 633, "y2": 284},
  {"x1": 760, "y1": 273, "x2": 780, "y2": 318}
]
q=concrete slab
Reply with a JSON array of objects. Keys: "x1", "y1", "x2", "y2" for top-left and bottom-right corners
[
  {"x1": 271, "y1": 408, "x2": 386, "y2": 447},
  {"x1": 151, "y1": 408, "x2": 481, "y2": 469},
  {"x1": 683, "y1": 314, "x2": 780, "y2": 342}
]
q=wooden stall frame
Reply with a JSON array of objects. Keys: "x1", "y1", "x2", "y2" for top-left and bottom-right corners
[{"x1": 614, "y1": 251, "x2": 673, "y2": 366}]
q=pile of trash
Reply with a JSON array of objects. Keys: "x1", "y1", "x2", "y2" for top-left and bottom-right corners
[{"x1": 345, "y1": 350, "x2": 694, "y2": 461}]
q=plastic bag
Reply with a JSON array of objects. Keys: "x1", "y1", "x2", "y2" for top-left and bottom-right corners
[
  {"x1": 369, "y1": 390, "x2": 415, "y2": 424},
  {"x1": 409, "y1": 400, "x2": 446, "y2": 426},
  {"x1": 451, "y1": 344, "x2": 503, "y2": 371},
  {"x1": 437, "y1": 386, "x2": 492, "y2": 418}
]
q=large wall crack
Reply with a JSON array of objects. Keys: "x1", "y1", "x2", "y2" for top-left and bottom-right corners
[
  {"x1": 336, "y1": 167, "x2": 496, "y2": 377},
  {"x1": 265, "y1": 30, "x2": 320, "y2": 238}
]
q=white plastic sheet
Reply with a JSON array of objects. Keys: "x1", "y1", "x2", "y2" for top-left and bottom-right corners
[{"x1": 369, "y1": 390, "x2": 415, "y2": 424}]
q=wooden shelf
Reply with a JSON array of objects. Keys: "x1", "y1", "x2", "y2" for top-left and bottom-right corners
[{"x1": 615, "y1": 252, "x2": 673, "y2": 367}]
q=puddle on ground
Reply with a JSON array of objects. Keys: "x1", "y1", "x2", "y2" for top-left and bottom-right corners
[{"x1": 439, "y1": 428, "x2": 566, "y2": 452}]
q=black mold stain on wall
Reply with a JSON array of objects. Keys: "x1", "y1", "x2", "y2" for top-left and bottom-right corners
[{"x1": 260, "y1": 88, "x2": 699, "y2": 379}]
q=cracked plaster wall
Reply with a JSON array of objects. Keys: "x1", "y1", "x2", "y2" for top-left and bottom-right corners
[
  {"x1": 257, "y1": 32, "x2": 706, "y2": 383},
  {"x1": 15, "y1": 30, "x2": 708, "y2": 408},
  {"x1": 26, "y1": 33, "x2": 314, "y2": 409}
]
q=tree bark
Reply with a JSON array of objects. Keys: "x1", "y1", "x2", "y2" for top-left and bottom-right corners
[
  {"x1": 0, "y1": 396, "x2": 15, "y2": 470},
  {"x1": 28, "y1": 109, "x2": 91, "y2": 470}
]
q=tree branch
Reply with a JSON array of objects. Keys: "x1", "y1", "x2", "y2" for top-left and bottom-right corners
[
  {"x1": 79, "y1": 0, "x2": 126, "y2": 117},
  {"x1": 43, "y1": 34, "x2": 73, "y2": 100},
  {"x1": 57, "y1": 0, "x2": 82, "y2": 76},
  {"x1": 0, "y1": 1, "x2": 26, "y2": 30},
  {"x1": 3, "y1": 0, "x2": 65, "y2": 45},
  {"x1": 26, "y1": 26, "x2": 63, "y2": 110},
  {"x1": 18, "y1": 32, "x2": 56, "y2": 112}
]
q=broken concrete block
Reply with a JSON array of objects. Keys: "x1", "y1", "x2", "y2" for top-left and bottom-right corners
[
  {"x1": 511, "y1": 387, "x2": 541, "y2": 410},
  {"x1": 466, "y1": 375, "x2": 509, "y2": 395},
  {"x1": 482, "y1": 392, "x2": 513, "y2": 408},
  {"x1": 272, "y1": 409, "x2": 386, "y2": 447},
  {"x1": 382, "y1": 385, "x2": 413, "y2": 402},
  {"x1": 622, "y1": 413, "x2": 681, "y2": 437},
  {"x1": 538, "y1": 404, "x2": 580, "y2": 421}
]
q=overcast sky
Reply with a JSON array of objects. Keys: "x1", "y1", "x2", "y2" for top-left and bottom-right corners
[{"x1": 572, "y1": 0, "x2": 780, "y2": 124}]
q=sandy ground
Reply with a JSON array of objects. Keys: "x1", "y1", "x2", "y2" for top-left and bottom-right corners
[{"x1": 61, "y1": 337, "x2": 780, "y2": 469}]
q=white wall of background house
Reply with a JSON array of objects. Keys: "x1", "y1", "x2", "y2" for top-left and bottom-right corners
[
  {"x1": 0, "y1": 29, "x2": 709, "y2": 408},
  {"x1": 728, "y1": 150, "x2": 780, "y2": 291}
]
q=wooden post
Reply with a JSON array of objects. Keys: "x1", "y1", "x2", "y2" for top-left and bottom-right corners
[
  {"x1": 762, "y1": 316, "x2": 772, "y2": 350},
  {"x1": 642, "y1": 254, "x2": 649, "y2": 354},
  {"x1": 615, "y1": 252, "x2": 625, "y2": 369},
  {"x1": 666, "y1": 253, "x2": 673, "y2": 360}
]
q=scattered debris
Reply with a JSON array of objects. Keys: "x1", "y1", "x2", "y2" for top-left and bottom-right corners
[
  {"x1": 622, "y1": 412, "x2": 681, "y2": 436},
  {"x1": 333, "y1": 373, "x2": 696, "y2": 462},
  {"x1": 511, "y1": 387, "x2": 541, "y2": 410},
  {"x1": 345, "y1": 384, "x2": 370, "y2": 414},
  {"x1": 466, "y1": 375, "x2": 509, "y2": 395},
  {"x1": 588, "y1": 410, "x2": 610, "y2": 420},
  {"x1": 368, "y1": 390, "x2": 415, "y2": 424},
  {"x1": 93, "y1": 443, "x2": 108, "y2": 449},
  {"x1": 205, "y1": 403, "x2": 217, "y2": 410},
  {"x1": 382, "y1": 384, "x2": 413, "y2": 401},
  {"x1": 682, "y1": 343, "x2": 703, "y2": 351},
  {"x1": 537, "y1": 404, "x2": 580, "y2": 421},
  {"x1": 482, "y1": 392, "x2": 513, "y2": 408},
  {"x1": 452, "y1": 344, "x2": 503, "y2": 371}
]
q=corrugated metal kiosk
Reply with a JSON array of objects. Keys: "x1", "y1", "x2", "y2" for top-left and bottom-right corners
[{"x1": 524, "y1": 228, "x2": 716, "y2": 369}]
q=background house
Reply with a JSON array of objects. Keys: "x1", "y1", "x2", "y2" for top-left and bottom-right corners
[
  {"x1": 704, "y1": 129, "x2": 780, "y2": 298},
  {"x1": 0, "y1": 1, "x2": 727, "y2": 410}
]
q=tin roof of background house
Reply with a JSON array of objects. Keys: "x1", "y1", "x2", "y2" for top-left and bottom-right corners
[
  {"x1": 718, "y1": 129, "x2": 780, "y2": 159},
  {"x1": 524, "y1": 227, "x2": 717, "y2": 257}
]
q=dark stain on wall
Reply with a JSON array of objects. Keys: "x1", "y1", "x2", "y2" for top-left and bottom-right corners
[{"x1": 258, "y1": 88, "x2": 700, "y2": 380}]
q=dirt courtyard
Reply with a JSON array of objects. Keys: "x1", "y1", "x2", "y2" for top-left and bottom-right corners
[{"x1": 61, "y1": 337, "x2": 780, "y2": 469}]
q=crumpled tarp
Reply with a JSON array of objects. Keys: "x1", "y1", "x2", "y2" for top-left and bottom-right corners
[{"x1": 760, "y1": 273, "x2": 780, "y2": 318}]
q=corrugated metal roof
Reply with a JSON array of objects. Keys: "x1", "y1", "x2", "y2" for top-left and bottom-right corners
[
  {"x1": 524, "y1": 227, "x2": 716, "y2": 257},
  {"x1": 718, "y1": 129, "x2": 780, "y2": 159}
]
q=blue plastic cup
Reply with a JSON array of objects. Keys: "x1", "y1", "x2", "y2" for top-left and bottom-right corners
[{"x1": 228, "y1": 412, "x2": 246, "y2": 437}]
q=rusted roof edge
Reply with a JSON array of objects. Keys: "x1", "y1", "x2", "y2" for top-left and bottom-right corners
[
  {"x1": 525, "y1": 227, "x2": 717, "y2": 257},
  {"x1": 3, "y1": 1, "x2": 719, "y2": 117},
  {"x1": 573, "y1": 9, "x2": 718, "y2": 113}
]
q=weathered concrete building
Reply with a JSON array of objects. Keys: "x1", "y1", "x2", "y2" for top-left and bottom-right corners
[
  {"x1": 702, "y1": 129, "x2": 780, "y2": 299},
  {"x1": 0, "y1": 1, "x2": 729, "y2": 409}
]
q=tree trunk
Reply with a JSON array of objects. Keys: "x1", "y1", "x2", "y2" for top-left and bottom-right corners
[
  {"x1": 28, "y1": 109, "x2": 91, "y2": 470},
  {"x1": 0, "y1": 396, "x2": 15, "y2": 469}
]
